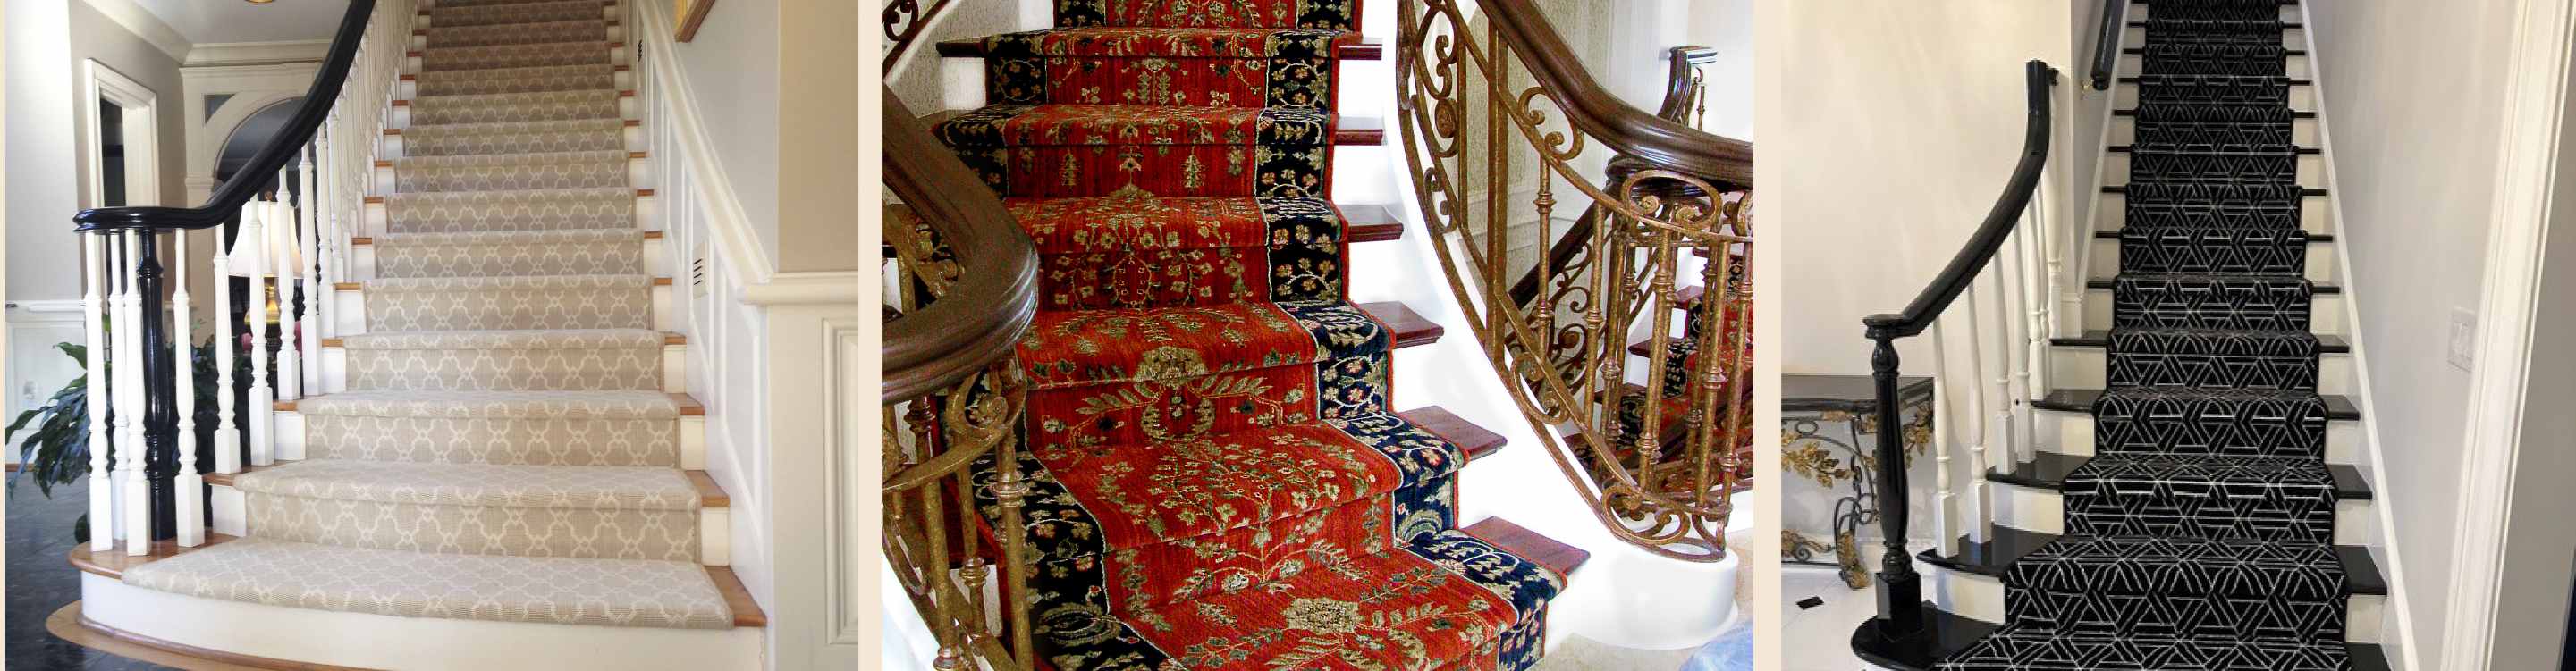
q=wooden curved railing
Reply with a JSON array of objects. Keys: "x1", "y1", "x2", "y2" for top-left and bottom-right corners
[
  {"x1": 67, "y1": 0, "x2": 407, "y2": 558},
  {"x1": 1852, "y1": 59, "x2": 2057, "y2": 657},
  {"x1": 1397, "y1": 0, "x2": 1753, "y2": 561},
  {"x1": 878, "y1": 88, "x2": 1041, "y2": 671}
]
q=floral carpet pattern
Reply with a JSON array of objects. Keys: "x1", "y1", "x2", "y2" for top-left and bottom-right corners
[{"x1": 940, "y1": 1, "x2": 1564, "y2": 668}]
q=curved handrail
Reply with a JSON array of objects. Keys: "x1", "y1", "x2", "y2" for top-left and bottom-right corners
[
  {"x1": 883, "y1": 0, "x2": 960, "y2": 75},
  {"x1": 73, "y1": 0, "x2": 376, "y2": 232},
  {"x1": 2090, "y1": 0, "x2": 2127, "y2": 90},
  {"x1": 879, "y1": 88, "x2": 1039, "y2": 400},
  {"x1": 1656, "y1": 46, "x2": 1720, "y2": 121},
  {"x1": 1863, "y1": 61, "x2": 2057, "y2": 340},
  {"x1": 1477, "y1": 0, "x2": 1753, "y2": 189},
  {"x1": 1508, "y1": 45, "x2": 1721, "y2": 306}
]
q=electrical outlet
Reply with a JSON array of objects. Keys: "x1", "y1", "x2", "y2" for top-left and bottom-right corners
[{"x1": 2449, "y1": 307, "x2": 2477, "y2": 372}]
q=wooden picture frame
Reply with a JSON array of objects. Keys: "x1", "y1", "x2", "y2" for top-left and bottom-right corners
[{"x1": 675, "y1": 0, "x2": 716, "y2": 42}]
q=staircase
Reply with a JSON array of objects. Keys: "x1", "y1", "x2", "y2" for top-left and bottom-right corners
[
  {"x1": 890, "y1": 1, "x2": 1589, "y2": 669},
  {"x1": 1852, "y1": 2, "x2": 2392, "y2": 669},
  {"x1": 64, "y1": 1, "x2": 765, "y2": 667}
]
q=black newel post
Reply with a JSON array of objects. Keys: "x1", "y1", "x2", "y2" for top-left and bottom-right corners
[
  {"x1": 136, "y1": 231, "x2": 180, "y2": 540},
  {"x1": 1865, "y1": 332, "x2": 1921, "y2": 633}
]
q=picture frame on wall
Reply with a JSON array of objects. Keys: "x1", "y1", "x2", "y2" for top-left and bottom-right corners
[{"x1": 676, "y1": 0, "x2": 716, "y2": 41}]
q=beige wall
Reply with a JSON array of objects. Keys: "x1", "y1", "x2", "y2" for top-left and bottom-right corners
[
  {"x1": 7, "y1": 0, "x2": 189, "y2": 304},
  {"x1": 1763, "y1": 1, "x2": 2074, "y2": 374},
  {"x1": 2308, "y1": 0, "x2": 2516, "y2": 666},
  {"x1": 777, "y1": 0, "x2": 856, "y2": 273}
]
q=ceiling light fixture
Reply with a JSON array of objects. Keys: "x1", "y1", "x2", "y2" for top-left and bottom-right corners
[{"x1": 246, "y1": 0, "x2": 274, "y2": 4}]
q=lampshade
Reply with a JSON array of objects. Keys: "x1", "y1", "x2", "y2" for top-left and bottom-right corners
[
  {"x1": 224, "y1": 198, "x2": 272, "y2": 278},
  {"x1": 269, "y1": 200, "x2": 304, "y2": 269}
]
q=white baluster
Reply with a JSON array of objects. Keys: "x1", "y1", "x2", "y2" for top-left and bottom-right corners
[
  {"x1": 81, "y1": 233, "x2": 114, "y2": 551},
  {"x1": 213, "y1": 219, "x2": 240, "y2": 475},
  {"x1": 244, "y1": 202, "x2": 276, "y2": 466},
  {"x1": 298, "y1": 144, "x2": 321, "y2": 393},
  {"x1": 118, "y1": 233, "x2": 149, "y2": 556},
  {"x1": 317, "y1": 121, "x2": 337, "y2": 344},
  {"x1": 173, "y1": 231, "x2": 204, "y2": 547}
]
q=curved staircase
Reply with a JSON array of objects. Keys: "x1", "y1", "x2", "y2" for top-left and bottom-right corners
[{"x1": 69, "y1": 1, "x2": 765, "y2": 668}]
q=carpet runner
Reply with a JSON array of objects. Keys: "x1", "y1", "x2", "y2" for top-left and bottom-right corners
[
  {"x1": 1938, "y1": 1, "x2": 2352, "y2": 668},
  {"x1": 932, "y1": 1, "x2": 1565, "y2": 669},
  {"x1": 117, "y1": 0, "x2": 739, "y2": 630}
]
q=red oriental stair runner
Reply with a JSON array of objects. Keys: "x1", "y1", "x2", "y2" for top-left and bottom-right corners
[{"x1": 937, "y1": 1, "x2": 1564, "y2": 669}]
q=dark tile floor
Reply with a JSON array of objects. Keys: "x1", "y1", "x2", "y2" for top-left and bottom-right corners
[{"x1": 8, "y1": 478, "x2": 173, "y2": 670}]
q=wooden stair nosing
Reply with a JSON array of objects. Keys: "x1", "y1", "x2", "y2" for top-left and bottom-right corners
[
  {"x1": 1343, "y1": 204, "x2": 1403, "y2": 242},
  {"x1": 1462, "y1": 516, "x2": 1589, "y2": 579},
  {"x1": 1397, "y1": 406, "x2": 1506, "y2": 463},
  {"x1": 1357, "y1": 301, "x2": 1442, "y2": 349}
]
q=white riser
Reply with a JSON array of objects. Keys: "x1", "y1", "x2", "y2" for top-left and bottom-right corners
[
  {"x1": 2116, "y1": 53, "x2": 2310, "y2": 80},
  {"x1": 406, "y1": 46, "x2": 629, "y2": 76},
  {"x1": 415, "y1": 4, "x2": 619, "y2": 28},
  {"x1": 2102, "y1": 152, "x2": 2326, "y2": 189},
  {"x1": 2111, "y1": 116, "x2": 2318, "y2": 147},
  {"x1": 409, "y1": 24, "x2": 629, "y2": 52},
  {"x1": 396, "y1": 70, "x2": 637, "y2": 103},
  {"x1": 2087, "y1": 236, "x2": 2335, "y2": 282},
  {"x1": 380, "y1": 122, "x2": 645, "y2": 158},
  {"x1": 2095, "y1": 192, "x2": 2334, "y2": 236},
  {"x1": 1925, "y1": 560, "x2": 2387, "y2": 644},
  {"x1": 374, "y1": 156, "x2": 655, "y2": 194},
  {"x1": 2123, "y1": 24, "x2": 2302, "y2": 50},
  {"x1": 2040, "y1": 404, "x2": 2362, "y2": 465},
  {"x1": 361, "y1": 192, "x2": 659, "y2": 239},
  {"x1": 2082, "y1": 288, "x2": 2345, "y2": 335},
  {"x1": 2048, "y1": 345, "x2": 2354, "y2": 396},
  {"x1": 1989, "y1": 478, "x2": 2372, "y2": 546},
  {"x1": 392, "y1": 96, "x2": 640, "y2": 129},
  {"x1": 82, "y1": 575, "x2": 759, "y2": 671}
]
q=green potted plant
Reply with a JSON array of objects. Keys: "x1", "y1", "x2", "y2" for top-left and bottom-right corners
[{"x1": 7, "y1": 337, "x2": 248, "y2": 541}]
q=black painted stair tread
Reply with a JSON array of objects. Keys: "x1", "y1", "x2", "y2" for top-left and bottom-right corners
[
  {"x1": 1989, "y1": 451, "x2": 2370, "y2": 500},
  {"x1": 1921, "y1": 526, "x2": 2386, "y2": 596},
  {"x1": 2037, "y1": 387, "x2": 2357, "y2": 419},
  {"x1": 1940, "y1": 625, "x2": 2349, "y2": 670}
]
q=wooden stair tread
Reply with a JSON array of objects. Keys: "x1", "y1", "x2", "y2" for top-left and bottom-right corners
[
  {"x1": 72, "y1": 534, "x2": 242, "y2": 580},
  {"x1": 1344, "y1": 204, "x2": 1404, "y2": 242},
  {"x1": 1356, "y1": 301, "x2": 1442, "y2": 349},
  {"x1": 934, "y1": 36, "x2": 1385, "y2": 61},
  {"x1": 1463, "y1": 517, "x2": 1589, "y2": 579},
  {"x1": 707, "y1": 566, "x2": 765, "y2": 626},
  {"x1": 1397, "y1": 407, "x2": 1507, "y2": 462}
]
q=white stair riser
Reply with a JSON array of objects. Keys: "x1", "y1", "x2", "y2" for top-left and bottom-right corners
[
  {"x1": 1989, "y1": 479, "x2": 2372, "y2": 546},
  {"x1": 2047, "y1": 347, "x2": 2355, "y2": 396},
  {"x1": 415, "y1": 4, "x2": 620, "y2": 29},
  {"x1": 2039, "y1": 406, "x2": 2362, "y2": 464},
  {"x1": 380, "y1": 122, "x2": 645, "y2": 158},
  {"x1": 2133, "y1": 4, "x2": 2302, "y2": 22},
  {"x1": 351, "y1": 237, "x2": 670, "y2": 281},
  {"x1": 1925, "y1": 562, "x2": 2386, "y2": 643},
  {"x1": 374, "y1": 156, "x2": 655, "y2": 195},
  {"x1": 2102, "y1": 152, "x2": 2326, "y2": 189},
  {"x1": 2111, "y1": 116, "x2": 2318, "y2": 147},
  {"x1": 82, "y1": 575, "x2": 761, "y2": 671},
  {"x1": 397, "y1": 70, "x2": 637, "y2": 105},
  {"x1": 393, "y1": 96, "x2": 639, "y2": 129},
  {"x1": 2095, "y1": 192, "x2": 2334, "y2": 236},
  {"x1": 2118, "y1": 53, "x2": 2310, "y2": 80},
  {"x1": 360, "y1": 192, "x2": 657, "y2": 238},
  {"x1": 409, "y1": 24, "x2": 629, "y2": 52},
  {"x1": 2123, "y1": 24, "x2": 2302, "y2": 51},
  {"x1": 405, "y1": 46, "x2": 629, "y2": 77},
  {"x1": 329, "y1": 278, "x2": 671, "y2": 335},
  {"x1": 2087, "y1": 237, "x2": 2335, "y2": 282},
  {"x1": 2082, "y1": 288, "x2": 2344, "y2": 335},
  {"x1": 207, "y1": 482, "x2": 730, "y2": 566}
]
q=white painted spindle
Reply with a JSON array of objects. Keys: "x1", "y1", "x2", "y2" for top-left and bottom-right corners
[
  {"x1": 81, "y1": 233, "x2": 114, "y2": 551},
  {"x1": 274, "y1": 171, "x2": 300, "y2": 402},
  {"x1": 173, "y1": 231, "x2": 204, "y2": 547},
  {"x1": 117, "y1": 233, "x2": 149, "y2": 556},
  {"x1": 247, "y1": 203, "x2": 275, "y2": 467},
  {"x1": 298, "y1": 144, "x2": 320, "y2": 393},
  {"x1": 213, "y1": 222, "x2": 239, "y2": 475}
]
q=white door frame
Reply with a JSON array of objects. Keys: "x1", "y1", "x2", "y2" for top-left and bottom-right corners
[{"x1": 81, "y1": 59, "x2": 160, "y2": 208}]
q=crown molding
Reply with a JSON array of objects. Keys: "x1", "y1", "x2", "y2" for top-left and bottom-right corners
[
  {"x1": 80, "y1": 0, "x2": 193, "y2": 63},
  {"x1": 185, "y1": 39, "x2": 331, "y2": 67}
]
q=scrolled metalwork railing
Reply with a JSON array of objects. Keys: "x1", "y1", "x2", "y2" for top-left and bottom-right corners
[
  {"x1": 882, "y1": 0, "x2": 962, "y2": 75},
  {"x1": 1395, "y1": 0, "x2": 1753, "y2": 561},
  {"x1": 1852, "y1": 59, "x2": 2060, "y2": 655},
  {"x1": 879, "y1": 88, "x2": 1041, "y2": 671},
  {"x1": 70, "y1": 0, "x2": 402, "y2": 556}
]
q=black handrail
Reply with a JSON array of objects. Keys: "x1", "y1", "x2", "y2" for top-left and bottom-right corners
[
  {"x1": 1851, "y1": 59, "x2": 2055, "y2": 653},
  {"x1": 2090, "y1": 0, "x2": 2127, "y2": 90},
  {"x1": 73, "y1": 0, "x2": 376, "y2": 232}
]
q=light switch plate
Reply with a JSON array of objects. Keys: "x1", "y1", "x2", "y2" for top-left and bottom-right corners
[{"x1": 2449, "y1": 307, "x2": 2477, "y2": 371}]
